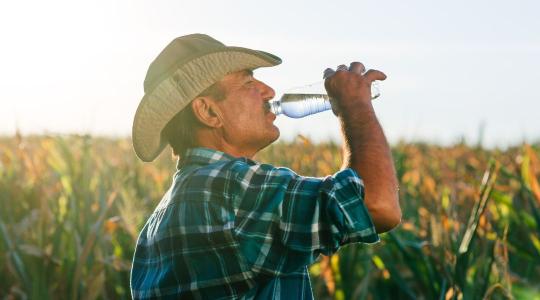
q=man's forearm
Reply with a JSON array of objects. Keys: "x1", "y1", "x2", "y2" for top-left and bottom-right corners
[
  {"x1": 340, "y1": 102, "x2": 401, "y2": 233},
  {"x1": 323, "y1": 62, "x2": 401, "y2": 232}
]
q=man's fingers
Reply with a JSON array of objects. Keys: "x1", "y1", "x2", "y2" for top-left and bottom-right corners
[
  {"x1": 363, "y1": 69, "x2": 387, "y2": 83},
  {"x1": 336, "y1": 64, "x2": 348, "y2": 72},
  {"x1": 323, "y1": 68, "x2": 335, "y2": 79},
  {"x1": 349, "y1": 62, "x2": 365, "y2": 74},
  {"x1": 325, "y1": 65, "x2": 386, "y2": 84}
]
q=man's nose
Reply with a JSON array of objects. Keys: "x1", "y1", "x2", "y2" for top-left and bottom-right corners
[{"x1": 259, "y1": 81, "x2": 275, "y2": 101}]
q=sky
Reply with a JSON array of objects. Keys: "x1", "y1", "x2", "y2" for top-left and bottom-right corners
[{"x1": 0, "y1": 0, "x2": 539, "y2": 147}]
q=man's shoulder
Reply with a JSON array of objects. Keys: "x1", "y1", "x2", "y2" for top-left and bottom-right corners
[
  {"x1": 183, "y1": 157, "x2": 298, "y2": 179},
  {"x1": 169, "y1": 158, "x2": 302, "y2": 202}
]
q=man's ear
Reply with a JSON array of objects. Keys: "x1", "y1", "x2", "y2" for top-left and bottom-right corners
[{"x1": 190, "y1": 97, "x2": 223, "y2": 128}]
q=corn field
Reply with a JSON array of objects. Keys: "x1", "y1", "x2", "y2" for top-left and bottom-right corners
[{"x1": 1, "y1": 134, "x2": 539, "y2": 299}]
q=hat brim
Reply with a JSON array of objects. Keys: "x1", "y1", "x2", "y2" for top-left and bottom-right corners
[{"x1": 132, "y1": 48, "x2": 281, "y2": 162}]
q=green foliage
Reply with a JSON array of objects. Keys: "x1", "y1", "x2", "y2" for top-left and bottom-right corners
[{"x1": 0, "y1": 135, "x2": 539, "y2": 299}]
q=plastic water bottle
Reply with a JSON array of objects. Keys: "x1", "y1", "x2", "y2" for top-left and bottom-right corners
[{"x1": 267, "y1": 81, "x2": 380, "y2": 118}]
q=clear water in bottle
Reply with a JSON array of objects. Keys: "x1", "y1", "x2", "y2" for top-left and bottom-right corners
[
  {"x1": 267, "y1": 81, "x2": 380, "y2": 118},
  {"x1": 267, "y1": 94, "x2": 331, "y2": 118}
]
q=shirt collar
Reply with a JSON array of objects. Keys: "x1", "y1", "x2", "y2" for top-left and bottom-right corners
[{"x1": 176, "y1": 147, "x2": 238, "y2": 170}]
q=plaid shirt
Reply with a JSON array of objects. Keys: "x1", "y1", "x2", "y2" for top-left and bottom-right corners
[{"x1": 131, "y1": 147, "x2": 379, "y2": 299}]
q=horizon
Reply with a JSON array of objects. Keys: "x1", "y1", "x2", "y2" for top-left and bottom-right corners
[{"x1": 2, "y1": 130, "x2": 537, "y2": 151}]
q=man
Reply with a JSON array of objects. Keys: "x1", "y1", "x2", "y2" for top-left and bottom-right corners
[{"x1": 130, "y1": 34, "x2": 401, "y2": 299}]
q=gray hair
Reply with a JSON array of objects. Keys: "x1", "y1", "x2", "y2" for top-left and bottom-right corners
[{"x1": 161, "y1": 82, "x2": 226, "y2": 157}]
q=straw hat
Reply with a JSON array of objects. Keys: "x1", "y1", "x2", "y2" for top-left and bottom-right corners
[{"x1": 132, "y1": 34, "x2": 282, "y2": 162}]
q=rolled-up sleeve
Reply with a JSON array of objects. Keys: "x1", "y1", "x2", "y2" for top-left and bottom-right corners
[{"x1": 229, "y1": 160, "x2": 379, "y2": 276}]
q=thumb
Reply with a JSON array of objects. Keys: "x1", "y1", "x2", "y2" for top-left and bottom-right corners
[
  {"x1": 329, "y1": 98, "x2": 340, "y2": 117},
  {"x1": 363, "y1": 69, "x2": 387, "y2": 83}
]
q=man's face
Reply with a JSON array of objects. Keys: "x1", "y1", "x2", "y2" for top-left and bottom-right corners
[{"x1": 215, "y1": 69, "x2": 279, "y2": 154}]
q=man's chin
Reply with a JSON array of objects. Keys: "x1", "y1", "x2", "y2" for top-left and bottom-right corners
[
  {"x1": 258, "y1": 127, "x2": 280, "y2": 152},
  {"x1": 271, "y1": 125, "x2": 280, "y2": 142}
]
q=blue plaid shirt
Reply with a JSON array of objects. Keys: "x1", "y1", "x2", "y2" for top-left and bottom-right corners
[{"x1": 130, "y1": 147, "x2": 379, "y2": 299}]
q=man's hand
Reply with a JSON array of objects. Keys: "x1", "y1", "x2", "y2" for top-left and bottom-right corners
[
  {"x1": 323, "y1": 62, "x2": 386, "y2": 118},
  {"x1": 324, "y1": 62, "x2": 401, "y2": 233}
]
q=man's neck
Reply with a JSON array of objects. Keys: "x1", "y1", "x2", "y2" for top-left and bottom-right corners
[{"x1": 195, "y1": 130, "x2": 257, "y2": 159}]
